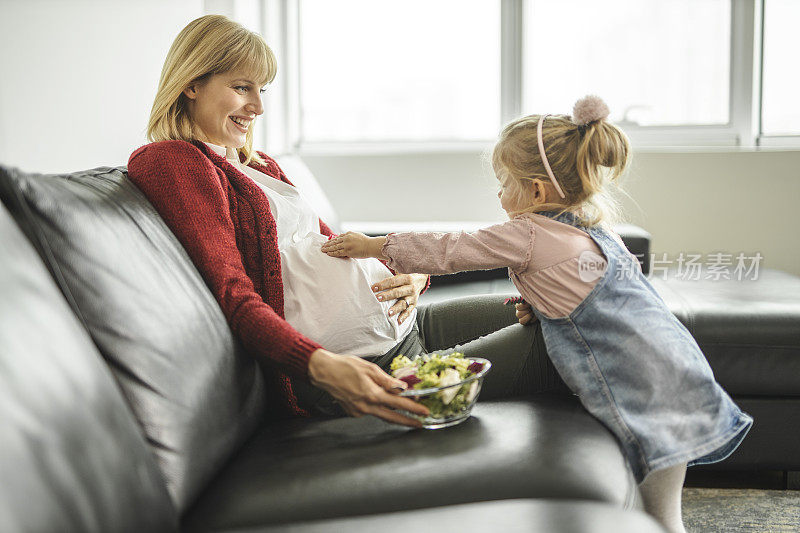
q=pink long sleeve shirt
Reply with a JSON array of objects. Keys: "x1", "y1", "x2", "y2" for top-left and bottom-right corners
[{"x1": 382, "y1": 213, "x2": 631, "y2": 318}]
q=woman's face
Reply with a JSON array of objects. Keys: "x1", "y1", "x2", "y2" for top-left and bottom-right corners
[{"x1": 183, "y1": 70, "x2": 265, "y2": 148}]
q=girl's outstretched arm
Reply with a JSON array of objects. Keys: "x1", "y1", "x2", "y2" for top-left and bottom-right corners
[{"x1": 324, "y1": 218, "x2": 534, "y2": 276}]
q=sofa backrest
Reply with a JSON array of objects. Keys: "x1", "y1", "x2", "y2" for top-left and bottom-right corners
[
  {"x1": 0, "y1": 201, "x2": 177, "y2": 532},
  {"x1": 0, "y1": 165, "x2": 269, "y2": 512}
]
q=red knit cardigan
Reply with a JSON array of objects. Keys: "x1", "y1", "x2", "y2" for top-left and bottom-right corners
[{"x1": 127, "y1": 139, "x2": 332, "y2": 417}]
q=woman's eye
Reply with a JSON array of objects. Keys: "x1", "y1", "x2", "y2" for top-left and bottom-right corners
[
  {"x1": 234, "y1": 86, "x2": 248, "y2": 92},
  {"x1": 259, "y1": 88, "x2": 267, "y2": 94}
]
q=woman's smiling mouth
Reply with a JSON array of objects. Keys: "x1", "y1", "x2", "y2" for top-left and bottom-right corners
[{"x1": 229, "y1": 116, "x2": 251, "y2": 133}]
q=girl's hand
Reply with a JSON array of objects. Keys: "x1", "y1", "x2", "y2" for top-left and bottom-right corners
[
  {"x1": 321, "y1": 232, "x2": 386, "y2": 259},
  {"x1": 308, "y1": 349, "x2": 429, "y2": 427},
  {"x1": 373, "y1": 273, "x2": 428, "y2": 324},
  {"x1": 515, "y1": 301, "x2": 537, "y2": 326}
]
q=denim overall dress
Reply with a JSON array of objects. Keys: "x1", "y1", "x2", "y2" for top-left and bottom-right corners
[{"x1": 518, "y1": 211, "x2": 753, "y2": 483}]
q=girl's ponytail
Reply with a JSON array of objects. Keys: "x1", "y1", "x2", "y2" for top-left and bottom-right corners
[
  {"x1": 573, "y1": 95, "x2": 630, "y2": 188},
  {"x1": 571, "y1": 96, "x2": 631, "y2": 227}
]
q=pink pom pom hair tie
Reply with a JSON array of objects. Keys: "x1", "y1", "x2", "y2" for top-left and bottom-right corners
[
  {"x1": 572, "y1": 95, "x2": 610, "y2": 126},
  {"x1": 536, "y1": 115, "x2": 566, "y2": 199}
]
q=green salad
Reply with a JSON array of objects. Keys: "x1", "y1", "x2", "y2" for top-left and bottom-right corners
[{"x1": 390, "y1": 352, "x2": 485, "y2": 419}]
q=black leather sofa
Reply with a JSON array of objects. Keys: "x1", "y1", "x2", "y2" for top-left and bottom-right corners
[
  {"x1": 0, "y1": 158, "x2": 792, "y2": 531},
  {"x1": 0, "y1": 163, "x2": 670, "y2": 532}
]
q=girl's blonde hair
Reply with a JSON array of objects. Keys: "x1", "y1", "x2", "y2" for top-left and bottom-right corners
[
  {"x1": 492, "y1": 112, "x2": 631, "y2": 227},
  {"x1": 147, "y1": 14, "x2": 276, "y2": 166}
]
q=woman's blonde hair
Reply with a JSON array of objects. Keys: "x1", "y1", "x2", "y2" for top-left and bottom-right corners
[
  {"x1": 147, "y1": 14, "x2": 276, "y2": 165},
  {"x1": 492, "y1": 113, "x2": 631, "y2": 227}
]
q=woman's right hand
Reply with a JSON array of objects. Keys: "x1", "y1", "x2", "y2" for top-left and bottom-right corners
[{"x1": 308, "y1": 349, "x2": 430, "y2": 427}]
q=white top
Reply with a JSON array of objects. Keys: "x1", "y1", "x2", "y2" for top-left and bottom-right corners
[{"x1": 204, "y1": 143, "x2": 414, "y2": 356}]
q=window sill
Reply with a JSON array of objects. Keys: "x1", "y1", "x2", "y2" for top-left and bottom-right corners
[
  {"x1": 297, "y1": 141, "x2": 800, "y2": 157},
  {"x1": 296, "y1": 140, "x2": 495, "y2": 157}
]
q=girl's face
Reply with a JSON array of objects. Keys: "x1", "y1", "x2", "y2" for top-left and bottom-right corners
[
  {"x1": 183, "y1": 70, "x2": 265, "y2": 148},
  {"x1": 496, "y1": 171, "x2": 529, "y2": 216}
]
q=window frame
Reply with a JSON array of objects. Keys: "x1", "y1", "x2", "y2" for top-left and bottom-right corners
[
  {"x1": 257, "y1": 0, "x2": 797, "y2": 153},
  {"x1": 756, "y1": 0, "x2": 800, "y2": 145}
]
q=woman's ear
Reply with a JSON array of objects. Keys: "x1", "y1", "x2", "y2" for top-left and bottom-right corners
[{"x1": 183, "y1": 84, "x2": 199, "y2": 100}]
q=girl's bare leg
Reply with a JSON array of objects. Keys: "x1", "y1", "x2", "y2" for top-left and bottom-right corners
[{"x1": 638, "y1": 462, "x2": 688, "y2": 533}]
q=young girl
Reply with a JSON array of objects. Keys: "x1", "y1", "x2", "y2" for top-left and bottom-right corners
[{"x1": 321, "y1": 95, "x2": 753, "y2": 533}]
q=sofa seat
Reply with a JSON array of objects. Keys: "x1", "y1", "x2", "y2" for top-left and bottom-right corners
[
  {"x1": 236, "y1": 499, "x2": 665, "y2": 533},
  {"x1": 183, "y1": 397, "x2": 639, "y2": 531}
]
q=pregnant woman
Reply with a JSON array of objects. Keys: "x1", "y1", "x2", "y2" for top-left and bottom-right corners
[{"x1": 128, "y1": 14, "x2": 565, "y2": 427}]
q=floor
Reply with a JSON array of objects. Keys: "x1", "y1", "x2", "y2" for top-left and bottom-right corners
[{"x1": 682, "y1": 471, "x2": 800, "y2": 532}]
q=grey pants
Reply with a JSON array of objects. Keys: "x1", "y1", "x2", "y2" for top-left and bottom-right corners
[{"x1": 292, "y1": 294, "x2": 571, "y2": 417}]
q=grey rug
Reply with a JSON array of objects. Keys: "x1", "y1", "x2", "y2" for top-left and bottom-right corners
[{"x1": 682, "y1": 488, "x2": 800, "y2": 532}]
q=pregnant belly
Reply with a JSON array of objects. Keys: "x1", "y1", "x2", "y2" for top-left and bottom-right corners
[{"x1": 280, "y1": 233, "x2": 415, "y2": 357}]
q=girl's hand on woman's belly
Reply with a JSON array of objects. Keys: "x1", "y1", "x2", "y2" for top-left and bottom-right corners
[{"x1": 372, "y1": 273, "x2": 429, "y2": 324}]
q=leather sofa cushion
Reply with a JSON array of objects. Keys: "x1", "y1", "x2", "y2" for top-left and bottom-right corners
[
  {"x1": 0, "y1": 201, "x2": 177, "y2": 531},
  {"x1": 236, "y1": 499, "x2": 666, "y2": 533},
  {"x1": 650, "y1": 269, "x2": 800, "y2": 396},
  {"x1": 183, "y1": 397, "x2": 638, "y2": 531},
  {"x1": 0, "y1": 165, "x2": 268, "y2": 511}
]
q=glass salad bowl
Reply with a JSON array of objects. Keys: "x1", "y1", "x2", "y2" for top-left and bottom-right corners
[{"x1": 392, "y1": 353, "x2": 492, "y2": 429}]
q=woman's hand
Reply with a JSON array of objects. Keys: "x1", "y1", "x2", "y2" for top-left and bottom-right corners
[
  {"x1": 308, "y1": 349, "x2": 429, "y2": 427},
  {"x1": 515, "y1": 301, "x2": 537, "y2": 326},
  {"x1": 321, "y1": 232, "x2": 386, "y2": 259},
  {"x1": 372, "y1": 273, "x2": 428, "y2": 324}
]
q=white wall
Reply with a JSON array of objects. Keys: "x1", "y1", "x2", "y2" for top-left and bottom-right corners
[
  {"x1": 622, "y1": 150, "x2": 800, "y2": 277},
  {"x1": 302, "y1": 149, "x2": 800, "y2": 276},
  {"x1": 0, "y1": 0, "x2": 203, "y2": 174}
]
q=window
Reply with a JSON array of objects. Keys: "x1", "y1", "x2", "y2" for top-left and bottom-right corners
[
  {"x1": 298, "y1": 0, "x2": 500, "y2": 143},
  {"x1": 760, "y1": 0, "x2": 800, "y2": 137},
  {"x1": 259, "y1": 0, "x2": 797, "y2": 149},
  {"x1": 522, "y1": 0, "x2": 731, "y2": 127}
]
